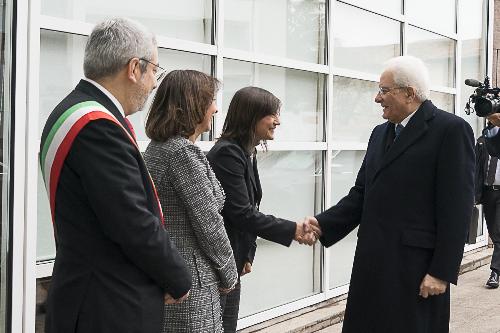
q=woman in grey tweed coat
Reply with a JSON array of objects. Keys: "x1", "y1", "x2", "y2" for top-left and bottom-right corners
[{"x1": 143, "y1": 70, "x2": 238, "y2": 333}]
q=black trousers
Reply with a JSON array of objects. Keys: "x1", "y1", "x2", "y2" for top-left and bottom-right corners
[
  {"x1": 219, "y1": 282, "x2": 241, "y2": 333},
  {"x1": 482, "y1": 187, "x2": 500, "y2": 272}
]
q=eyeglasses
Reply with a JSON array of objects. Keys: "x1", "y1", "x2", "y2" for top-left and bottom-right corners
[
  {"x1": 138, "y1": 58, "x2": 166, "y2": 82},
  {"x1": 377, "y1": 86, "x2": 404, "y2": 95}
]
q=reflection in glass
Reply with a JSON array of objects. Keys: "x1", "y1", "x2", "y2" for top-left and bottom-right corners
[
  {"x1": 333, "y1": 3, "x2": 400, "y2": 75},
  {"x1": 225, "y1": 0, "x2": 326, "y2": 64},
  {"x1": 40, "y1": 30, "x2": 212, "y2": 140},
  {"x1": 239, "y1": 151, "x2": 322, "y2": 317},
  {"x1": 429, "y1": 91, "x2": 454, "y2": 114},
  {"x1": 36, "y1": 278, "x2": 51, "y2": 331},
  {"x1": 41, "y1": 0, "x2": 213, "y2": 44},
  {"x1": 339, "y1": 0, "x2": 401, "y2": 16},
  {"x1": 332, "y1": 77, "x2": 382, "y2": 144},
  {"x1": 223, "y1": 59, "x2": 325, "y2": 142},
  {"x1": 1, "y1": 0, "x2": 12, "y2": 329},
  {"x1": 406, "y1": 26, "x2": 456, "y2": 88},
  {"x1": 37, "y1": 165, "x2": 56, "y2": 262},
  {"x1": 329, "y1": 150, "x2": 364, "y2": 289},
  {"x1": 405, "y1": 0, "x2": 455, "y2": 34},
  {"x1": 459, "y1": 0, "x2": 487, "y2": 138}
]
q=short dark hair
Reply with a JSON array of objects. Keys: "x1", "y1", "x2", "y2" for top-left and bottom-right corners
[
  {"x1": 220, "y1": 86, "x2": 281, "y2": 153},
  {"x1": 145, "y1": 70, "x2": 219, "y2": 141}
]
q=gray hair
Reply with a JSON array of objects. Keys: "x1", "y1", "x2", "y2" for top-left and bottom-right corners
[
  {"x1": 83, "y1": 17, "x2": 157, "y2": 80},
  {"x1": 383, "y1": 56, "x2": 430, "y2": 102}
]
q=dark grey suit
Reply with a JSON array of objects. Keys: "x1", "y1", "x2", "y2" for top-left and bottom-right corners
[{"x1": 145, "y1": 136, "x2": 238, "y2": 333}]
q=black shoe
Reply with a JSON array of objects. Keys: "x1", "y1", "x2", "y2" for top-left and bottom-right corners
[{"x1": 486, "y1": 270, "x2": 499, "y2": 289}]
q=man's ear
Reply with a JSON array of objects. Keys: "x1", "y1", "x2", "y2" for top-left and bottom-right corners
[
  {"x1": 406, "y1": 87, "x2": 416, "y2": 101},
  {"x1": 127, "y1": 58, "x2": 140, "y2": 83}
]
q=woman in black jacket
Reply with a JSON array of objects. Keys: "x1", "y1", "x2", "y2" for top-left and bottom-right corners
[{"x1": 207, "y1": 86, "x2": 317, "y2": 332}]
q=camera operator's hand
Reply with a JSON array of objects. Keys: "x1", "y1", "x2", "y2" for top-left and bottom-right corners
[{"x1": 487, "y1": 113, "x2": 500, "y2": 127}]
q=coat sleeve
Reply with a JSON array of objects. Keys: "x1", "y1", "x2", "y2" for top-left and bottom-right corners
[
  {"x1": 70, "y1": 120, "x2": 191, "y2": 299},
  {"x1": 315, "y1": 157, "x2": 366, "y2": 247},
  {"x1": 167, "y1": 145, "x2": 238, "y2": 289},
  {"x1": 208, "y1": 144, "x2": 296, "y2": 246},
  {"x1": 428, "y1": 119, "x2": 475, "y2": 285}
]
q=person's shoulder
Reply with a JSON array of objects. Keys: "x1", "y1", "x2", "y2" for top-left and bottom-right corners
[
  {"x1": 427, "y1": 102, "x2": 469, "y2": 127},
  {"x1": 209, "y1": 138, "x2": 245, "y2": 157},
  {"x1": 146, "y1": 136, "x2": 194, "y2": 157}
]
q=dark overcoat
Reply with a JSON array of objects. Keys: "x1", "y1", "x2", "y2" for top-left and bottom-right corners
[
  {"x1": 316, "y1": 100, "x2": 475, "y2": 333},
  {"x1": 40, "y1": 80, "x2": 191, "y2": 333}
]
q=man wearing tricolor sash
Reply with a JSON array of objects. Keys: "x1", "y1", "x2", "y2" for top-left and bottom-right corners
[{"x1": 40, "y1": 18, "x2": 191, "y2": 333}]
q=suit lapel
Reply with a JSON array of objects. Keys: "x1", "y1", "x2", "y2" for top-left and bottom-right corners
[
  {"x1": 372, "y1": 100, "x2": 435, "y2": 180},
  {"x1": 252, "y1": 155, "x2": 262, "y2": 204},
  {"x1": 247, "y1": 154, "x2": 258, "y2": 199}
]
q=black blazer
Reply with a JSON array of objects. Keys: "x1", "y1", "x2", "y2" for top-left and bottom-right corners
[
  {"x1": 207, "y1": 139, "x2": 296, "y2": 275},
  {"x1": 316, "y1": 100, "x2": 475, "y2": 332},
  {"x1": 40, "y1": 80, "x2": 191, "y2": 333}
]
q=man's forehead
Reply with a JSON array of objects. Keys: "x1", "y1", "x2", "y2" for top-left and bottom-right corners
[{"x1": 379, "y1": 71, "x2": 394, "y2": 86}]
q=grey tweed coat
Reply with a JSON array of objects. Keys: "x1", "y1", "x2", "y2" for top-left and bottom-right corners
[{"x1": 144, "y1": 136, "x2": 238, "y2": 333}]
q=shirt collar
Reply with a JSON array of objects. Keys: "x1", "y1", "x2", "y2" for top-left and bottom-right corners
[
  {"x1": 398, "y1": 106, "x2": 419, "y2": 128},
  {"x1": 83, "y1": 78, "x2": 126, "y2": 119}
]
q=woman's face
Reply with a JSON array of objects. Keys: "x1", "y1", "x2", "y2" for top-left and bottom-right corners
[
  {"x1": 255, "y1": 114, "x2": 280, "y2": 141},
  {"x1": 199, "y1": 99, "x2": 218, "y2": 133}
]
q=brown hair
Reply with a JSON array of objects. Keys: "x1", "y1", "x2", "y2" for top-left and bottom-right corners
[
  {"x1": 220, "y1": 86, "x2": 281, "y2": 153},
  {"x1": 145, "y1": 70, "x2": 219, "y2": 141}
]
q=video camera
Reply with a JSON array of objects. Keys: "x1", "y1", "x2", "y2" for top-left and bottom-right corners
[
  {"x1": 465, "y1": 76, "x2": 500, "y2": 157},
  {"x1": 464, "y1": 76, "x2": 500, "y2": 117}
]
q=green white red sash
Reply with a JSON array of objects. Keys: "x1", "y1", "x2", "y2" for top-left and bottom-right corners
[{"x1": 40, "y1": 100, "x2": 164, "y2": 226}]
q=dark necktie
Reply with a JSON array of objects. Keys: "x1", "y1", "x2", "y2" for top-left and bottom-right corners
[
  {"x1": 124, "y1": 118, "x2": 137, "y2": 141},
  {"x1": 395, "y1": 124, "x2": 404, "y2": 141},
  {"x1": 486, "y1": 156, "x2": 499, "y2": 185}
]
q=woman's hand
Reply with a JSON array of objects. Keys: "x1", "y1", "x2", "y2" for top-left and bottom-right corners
[{"x1": 241, "y1": 261, "x2": 252, "y2": 276}]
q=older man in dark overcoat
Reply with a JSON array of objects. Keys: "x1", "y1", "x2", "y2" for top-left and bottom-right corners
[{"x1": 307, "y1": 56, "x2": 475, "y2": 332}]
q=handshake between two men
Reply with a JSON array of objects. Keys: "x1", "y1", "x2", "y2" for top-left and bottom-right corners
[{"x1": 294, "y1": 216, "x2": 322, "y2": 246}]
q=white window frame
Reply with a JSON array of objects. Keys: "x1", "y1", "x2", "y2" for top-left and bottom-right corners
[{"x1": 14, "y1": 0, "x2": 493, "y2": 331}]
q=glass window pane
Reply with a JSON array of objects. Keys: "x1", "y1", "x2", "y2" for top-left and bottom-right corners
[
  {"x1": 36, "y1": 278, "x2": 51, "y2": 330},
  {"x1": 329, "y1": 150, "x2": 364, "y2": 288},
  {"x1": 333, "y1": 3, "x2": 401, "y2": 75},
  {"x1": 222, "y1": 59, "x2": 325, "y2": 142},
  {"x1": 224, "y1": 0, "x2": 326, "y2": 64},
  {"x1": 239, "y1": 151, "x2": 322, "y2": 317},
  {"x1": 41, "y1": 0, "x2": 213, "y2": 44},
  {"x1": 459, "y1": 0, "x2": 487, "y2": 137},
  {"x1": 37, "y1": 165, "x2": 56, "y2": 262},
  {"x1": 405, "y1": 0, "x2": 456, "y2": 34},
  {"x1": 39, "y1": 30, "x2": 86, "y2": 136},
  {"x1": 429, "y1": 91, "x2": 454, "y2": 113},
  {"x1": 40, "y1": 30, "x2": 213, "y2": 140},
  {"x1": 407, "y1": 26, "x2": 456, "y2": 88},
  {"x1": 1, "y1": 0, "x2": 13, "y2": 327},
  {"x1": 332, "y1": 76, "x2": 382, "y2": 144},
  {"x1": 339, "y1": 0, "x2": 401, "y2": 16}
]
